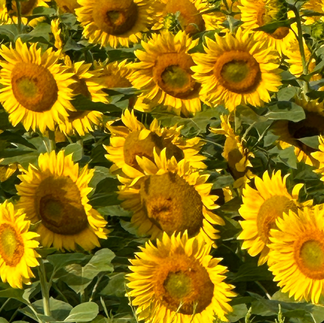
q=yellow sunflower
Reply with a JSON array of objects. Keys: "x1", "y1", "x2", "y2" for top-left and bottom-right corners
[
  {"x1": 57, "y1": 56, "x2": 107, "y2": 136},
  {"x1": 16, "y1": 151, "x2": 108, "y2": 251},
  {"x1": 104, "y1": 109, "x2": 206, "y2": 172},
  {"x1": 118, "y1": 149, "x2": 224, "y2": 245},
  {"x1": 54, "y1": 0, "x2": 80, "y2": 13},
  {"x1": 192, "y1": 28, "x2": 282, "y2": 111},
  {"x1": 130, "y1": 31, "x2": 202, "y2": 116},
  {"x1": 96, "y1": 59, "x2": 133, "y2": 89},
  {"x1": 0, "y1": 200, "x2": 39, "y2": 289},
  {"x1": 301, "y1": 0, "x2": 324, "y2": 25},
  {"x1": 127, "y1": 232, "x2": 236, "y2": 323},
  {"x1": 0, "y1": 39, "x2": 76, "y2": 134},
  {"x1": 152, "y1": 0, "x2": 224, "y2": 35},
  {"x1": 273, "y1": 98, "x2": 324, "y2": 166},
  {"x1": 238, "y1": 0, "x2": 296, "y2": 54},
  {"x1": 210, "y1": 115, "x2": 254, "y2": 188},
  {"x1": 75, "y1": 0, "x2": 157, "y2": 48},
  {"x1": 268, "y1": 206, "x2": 324, "y2": 304},
  {"x1": 238, "y1": 170, "x2": 307, "y2": 266}
]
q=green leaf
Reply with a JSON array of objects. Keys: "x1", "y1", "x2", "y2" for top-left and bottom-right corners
[
  {"x1": 265, "y1": 102, "x2": 306, "y2": 122},
  {"x1": 277, "y1": 87, "x2": 298, "y2": 101},
  {"x1": 100, "y1": 273, "x2": 126, "y2": 297},
  {"x1": 297, "y1": 136, "x2": 319, "y2": 149},
  {"x1": 229, "y1": 262, "x2": 273, "y2": 283},
  {"x1": 253, "y1": 18, "x2": 295, "y2": 33},
  {"x1": 0, "y1": 319, "x2": 9, "y2": 323},
  {"x1": 64, "y1": 143, "x2": 83, "y2": 161},
  {"x1": 47, "y1": 253, "x2": 91, "y2": 273},
  {"x1": 0, "y1": 288, "x2": 28, "y2": 305},
  {"x1": 64, "y1": 302, "x2": 99, "y2": 322},
  {"x1": 278, "y1": 146, "x2": 298, "y2": 169},
  {"x1": 226, "y1": 304, "x2": 248, "y2": 323},
  {"x1": 0, "y1": 131, "x2": 36, "y2": 150},
  {"x1": 61, "y1": 249, "x2": 115, "y2": 294}
]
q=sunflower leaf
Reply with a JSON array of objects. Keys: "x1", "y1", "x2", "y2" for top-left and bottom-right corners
[{"x1": 64, "y1": 302, "x2": 99, "y2": 322}]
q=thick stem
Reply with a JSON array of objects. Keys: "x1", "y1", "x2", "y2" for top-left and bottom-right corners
[
  {"x1": 15, "y1": 0, "x2": 22, "y2": 34},
  {"x1": 289, "y1": 4, "x2": 310, "y2": 99},
  {"x1": 39, "y1": 260, "x2": 51, "y2": 319}
]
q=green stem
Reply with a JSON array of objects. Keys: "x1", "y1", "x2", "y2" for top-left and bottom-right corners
[
  {"x1": 289, "y1": 4, "x2": 310, "y2": 99},
  {"x1": 15, "y1": 0, "x2": 22, "y2": 34},
  {"x1": 48, "y1": 131, "x2": 56, "y2": 152},
  {"x1": 38, "y1": 260, "x2": 51, "y2": 319}
]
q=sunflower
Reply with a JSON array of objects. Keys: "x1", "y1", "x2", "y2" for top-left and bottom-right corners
[
  {"x1": 54, "y1": 0, "x2": 80, "y2": 13},
  {"x1": 238, "y1": 170, "x2": 307, "y2": 266},
  {"x1": 0, "y1": 39, "x2": 76, "y2": 134},
  {"x1": 130, "y1": 31, "x2": 202, "y2": 116},
  {"x1": 104, "y1": 109, "x2": 206, "y2": 172},
  {"x1": 96, "y1": 59, "x2": 133, "y2": 89},
  {"x1": 210, "y1": 115, "x2": 254, "y2": 188},
  {"x1": 152, "y1": 0, "x2": 224, "y2": 35},
  {"x1": 118, "y1": 149, "x2": 223, "y2": 245},
  {"x1": 192, "y1": 28, "x2": 282, "y2": 111},
  {"x1": 16, "y1": 151, "x2": 108, "y2": 251},
  {"x1": 57, "y1": 56, "x2": 107, "y2": 136},
  {"x1": 127, "y1": 232, "x2": 236, "y2": 323},
  {"x1": 301, "y1": 0, "x2": 324, "y2": 25},
  {"x1": 0, "y1": 200, "x2": 39, "y2": 289},
  {"x1": 268, "y1": 206, "x2": 324, "y2": 304},
  {"x1": 238, "y1": 0, "x2": 296, "y2": 54},
  {"x1": 272, "y1": 98, "x2": 324, "y2": 166},
  {"x1": 75, "y1": 0, "x2": 157, "y2": 48}
]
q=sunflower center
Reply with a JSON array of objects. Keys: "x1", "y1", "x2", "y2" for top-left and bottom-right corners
[
  {"x1": 36, "y1": 176, "x2": 89, "y2": 235},
  {"x1": 164, "y1": 0, "x2": 205, "y2": 34},
  {"x1": 164, "y1": 272, "x2": 192, "y2": 299},
  {"x1": 257, "y1": 195, "x2": 297, "y2": 243},
  {"x1": 214, "y1": 51, "x2": 261, "y2": 94},
  {"x1": 0, "y1": 224, "x2": 24, "y2": 267},
  {"x1": 92, "y1": 0, "x2": 138, "y2": 35},
  {"x1": 154, "y1": 255, "x2": 214, "y2": 314},
  {"x1": 140, "y1": 172, "x2": 203, "y2": 236},
  {"x1": 11, "y1": 62, "x2": 58, "y2": 112},
  {"x1": 123, "y1": 131, "x2": 184, "y2": 170},
  {"x1": 271, "y1": 27, "x2": 290, "y2": 39},
  {"x1": 153, "y1": 53, "x2": 199, "y2": 99},
  {"x1": 295, "y1": 235, "x2": 324, "y2": 280}
]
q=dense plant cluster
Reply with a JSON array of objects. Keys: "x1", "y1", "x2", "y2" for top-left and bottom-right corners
[{"x1": 1, "y1": 0, "x2": 324, "y2": 322}]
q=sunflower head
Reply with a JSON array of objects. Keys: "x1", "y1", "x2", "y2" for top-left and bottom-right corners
[
  {"x1": 127, "y1": 232, "x2": 236, "y2": 322},
  {"x1": 0, "y1": 200, "x2": 40, "y2": 289},
  {"x1": 118, "y1": 148, "x2": 223, "y2": 245},
  {"x1": 0, "y1": 39, "x2": 76, "y2": 133},
  {"x1": 269, "y1": 206, "x2": 324, "y2": 303},
  {"x1": 76, "y1": 0, "x2": 158, "y2": 48},
  {"x1": 130, "y1": 31, "x2": 202, "y2": 116},
  {"x1": 238, "y1": 170, "x2": 306, "y2": 265},
  {"x1": 192, "y1": 28, "x2": 282, "y2": 110},
  {"x1": 16, "y1": 151, "x2": 109, "y2": 251},
  {"x1": 55, "y1": 0, "x2": 80, "y2": 13}
]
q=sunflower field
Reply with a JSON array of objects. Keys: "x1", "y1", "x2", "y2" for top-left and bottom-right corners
[{"x1": 3, "y1": 0, "x2": 324, "y2": 322}]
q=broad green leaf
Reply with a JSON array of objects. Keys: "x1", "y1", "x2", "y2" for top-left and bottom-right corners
[
  {"x1": 64, "y1": 302, "x2": 99, "y2": 322},
  {"x1": 0, "y1": 288, "x2": 28, "y2": 305},
  {"x1": 297, "y1": 136, "x2": 319, "y2": 149},
  {"x1": 0, "y1": 319, "x2": 9, "y2": 323},
  {"x1": 226, "y1": 304, "x2": 248, "y2": 323},
  {"x1": 278, "y1": 146, "x2": 298, "y2": 169},
  {"x1": 229, "y1": 262, "x2": 273, "y2": 283},
  {"x1": 265, "y1": 102, "x2": 305, "y2": 122},
  {"x1": 100, "y1": 273, "x2": 126, "y2": 298},
  {"x1": 64, "y1": 143, "x2": 83, "y2": 161},
  {"x1": 277, "y1": 87, "x2": 298, "y2": 101},
  {"x1": 47, "y1": 253, "x2": 91, "y2": 273}
]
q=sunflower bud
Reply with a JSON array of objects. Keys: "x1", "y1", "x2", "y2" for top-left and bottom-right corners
[{"x1": 163, "y1": 12, "x2": 182, "y2": 34}]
